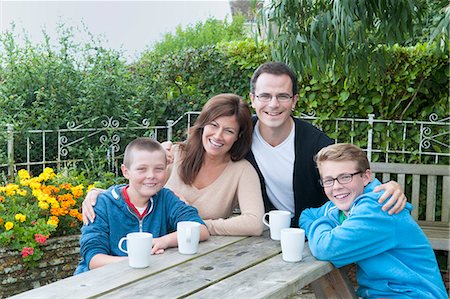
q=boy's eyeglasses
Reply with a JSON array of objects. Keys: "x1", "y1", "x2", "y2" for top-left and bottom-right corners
[
  {"x1": 255, "y1": 93, "x2": 293, "y2": 102},
  {"x1": 319, "y1": 171, "x2": 363, "y2": 188}
]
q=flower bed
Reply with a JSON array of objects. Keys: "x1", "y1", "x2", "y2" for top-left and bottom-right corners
[{"x1": 0, "y1": 167, "x2": 93, "y2": 297}]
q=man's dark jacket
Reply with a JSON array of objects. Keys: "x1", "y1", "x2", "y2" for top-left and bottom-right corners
[{"x1": 246, "y1": 117, "x2": 334, "y2": 227}]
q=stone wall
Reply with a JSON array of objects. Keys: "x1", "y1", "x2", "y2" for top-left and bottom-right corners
[{"x1": 0, "y1": 234, "x2": 80, "y2": 298}]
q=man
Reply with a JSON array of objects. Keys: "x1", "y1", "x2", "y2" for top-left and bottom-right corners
[{"x1": 246, "y1": 62, "x2": 406, "y2": 226}]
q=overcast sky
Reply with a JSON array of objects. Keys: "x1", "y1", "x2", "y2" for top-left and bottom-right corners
[{"x1": 0, "y1": 1, "x2": 232, "y2": 61}]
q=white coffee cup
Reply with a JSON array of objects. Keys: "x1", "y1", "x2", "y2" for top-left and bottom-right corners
[
  {"x1": 280, "y1": 228, "x2": 305, "y2": 262},
  {"x1": 177, "y1": 221, "x2": 201, "y2": 254},
  {"x1": 118, "y1": 232, "x2": 152, "y2": 268},
  {"x1": 262, "y1": 210, "x2": 292, "y2": 240}
]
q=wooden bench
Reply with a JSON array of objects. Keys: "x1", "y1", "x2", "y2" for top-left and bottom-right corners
[{"x1": 371, "y1": 162, "x2": 449, "y2": 253}]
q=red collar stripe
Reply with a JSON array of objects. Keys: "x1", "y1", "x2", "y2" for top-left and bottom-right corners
[{"x1": 122, "y1": 186, "x2": 150, "y2": 220}]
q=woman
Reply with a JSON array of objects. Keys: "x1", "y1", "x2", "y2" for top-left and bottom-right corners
[{"x1": 82, "y1": 94, "x2": 264, "y2": 236}]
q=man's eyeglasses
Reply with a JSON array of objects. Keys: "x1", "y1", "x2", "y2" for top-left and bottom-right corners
[
  {"x1": 255, "y1": 93, "x2": 293, "y2": 102},
  {"x1": 319, "y1": 171, "x2": 363, "y2": 188}
]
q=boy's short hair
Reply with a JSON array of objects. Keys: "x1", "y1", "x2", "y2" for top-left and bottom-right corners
[
  {"x1": 315, "y1": 143, "x2": 370, "y2": 172},
  {"x1": 123, "y1": 137, "x2": 165, "y2": 168}
]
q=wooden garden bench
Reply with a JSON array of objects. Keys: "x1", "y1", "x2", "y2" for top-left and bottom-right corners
[{"x1": 371, "y1": 162, "x2": 449, "y2": 252}]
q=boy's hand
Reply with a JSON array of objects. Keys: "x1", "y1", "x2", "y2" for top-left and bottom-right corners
[
  {"x1": 161, "y1": 141, "x2": 174, "y2": 165},
  {"x1": 82, "y1": 188, "x2": 104, "y2": 225},
  {"x1": 151, "y1": 236, "x2": 169, "y2": 255},
  {"x1": 375, "y1": 181, "x2": 407, "y2": 215}
]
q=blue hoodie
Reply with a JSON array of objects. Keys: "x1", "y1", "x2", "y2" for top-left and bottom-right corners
[
  {"x1": 299, "y1": 179, "x2": 447, "y2": 299},
  {"x1": 75, "y1": 185, "x2": 205, "y2": 274}
]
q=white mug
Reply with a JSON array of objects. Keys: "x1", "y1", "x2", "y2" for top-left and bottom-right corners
[
  {"x1": 118, "y1": 232, "x2": 153, "y2": 268},
  {"x1": 280, "y1": 228, "x2": 305, "y2": 262},
  {"x1": 177, "y1": 221, "x2": 201, "y2": 254},
  {"x1": 262, "y1": 210, "x2": 291, "y2": 240}
]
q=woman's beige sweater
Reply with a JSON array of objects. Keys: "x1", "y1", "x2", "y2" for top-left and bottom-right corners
[{"x1": 165, "y1": 146, "x2": 265, "y2": 236}]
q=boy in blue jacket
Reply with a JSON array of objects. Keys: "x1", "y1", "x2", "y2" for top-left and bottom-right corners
[
  {"x1": 299, "y1": 143, "x2": 446, "y2": 298},
  {"x1": 75, "y1": 137, "x2": 209, "y2": 274}
]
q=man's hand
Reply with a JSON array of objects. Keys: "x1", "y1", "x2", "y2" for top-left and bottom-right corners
[
  {"x1": 374, "y1": 180, "x2": 407, "y2": 215},
  {"x1": 82, "y1": 188, "x2": 104, "y2": 225},
  {"x1": 161, "y1": 141, "x2": 174, "y2": 164}
]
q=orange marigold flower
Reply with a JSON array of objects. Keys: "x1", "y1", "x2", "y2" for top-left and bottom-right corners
[
  {"x1": 69, "y1": 209, "x2": 79, "y2": 217},
  {"x1": 71, "y1": 185, "x2": 84, "y2": 198},
  {"x1": 58, "y1": 193, "x2": 73, "y2": 202},
  {"x1": 61, "y1": 201, "x2": 75, "y2": 209},
  {"x1": 59, "y1": 183, "x2": 72, "y2": 190},
  {"x1": 0, "y1": 195, "x2": 4, "y2": 203}
]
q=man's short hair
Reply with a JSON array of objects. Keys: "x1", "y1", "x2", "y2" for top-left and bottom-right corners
[
  {"x1": 250, "y1": 62, "x2": 298, "y2": 95},
  {"x1": 123, "y1": 137, "x2": 165, "y2": 168},
  {"x1": 315, "y1": 143, "x2": 370, "y2": 172}
]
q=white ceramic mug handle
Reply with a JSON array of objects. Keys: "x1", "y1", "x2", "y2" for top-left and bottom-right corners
[
  {"x1": 186, "y1": 227, "x2": 191, "y2": 243},
  {"x1": 262, "y1": 212, "x2": 270, "y2": 227},
  {"x1": 118, "y1": 237, "x2": 128, "y2": 254}
]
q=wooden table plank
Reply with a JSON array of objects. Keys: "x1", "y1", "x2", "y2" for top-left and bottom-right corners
[
  {"x1": 97, "y1": 232, "x2": 281, "y2": 298},
  {"x1": 10, "y1": 235, "x2": 246, "y2": 299},
  {"x1": 187, "y1": 246, "x2": 338, "y2": 299}
]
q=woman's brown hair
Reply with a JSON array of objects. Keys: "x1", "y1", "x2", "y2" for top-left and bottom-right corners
[{"x1": 178, "y1": 93, "x2": 253, "y2": 185}]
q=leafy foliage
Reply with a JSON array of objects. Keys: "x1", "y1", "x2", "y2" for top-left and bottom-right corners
[
  {"x1": 146, "y1": 15, "x2": 248, "y2": 58},
  {"x1": 255, "y1": 0, "x2": 449, "y2": 81},
  {"x1": 297, "y1": 42, "x2": 449, "y2": 164}
]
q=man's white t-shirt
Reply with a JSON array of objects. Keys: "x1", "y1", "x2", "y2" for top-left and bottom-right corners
[{"x1": 252, "y1": 121, "x2": 295, "y2": 215}]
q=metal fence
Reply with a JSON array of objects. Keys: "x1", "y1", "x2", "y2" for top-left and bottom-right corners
[{"x1": 1, "y1": 112, "x2": 449, "y2": 178}]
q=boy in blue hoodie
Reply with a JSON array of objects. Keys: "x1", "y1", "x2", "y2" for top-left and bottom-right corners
[
  {"x1": 299, "y1": 143, "x2": 446, "y2": 298},
  {"x1": 75, "y1": 137, "x2": 209, "y2": 274}
]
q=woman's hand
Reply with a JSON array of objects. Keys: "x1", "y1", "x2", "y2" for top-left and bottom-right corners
[
  {"x1": 82, "y1": 188, "x2": 104, "y2": 225},
  {"x1": 375, "y1": 181, "x2": 407, "y2": 215}
]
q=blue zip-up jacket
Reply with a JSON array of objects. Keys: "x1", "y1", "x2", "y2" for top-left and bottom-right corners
[
  {"x1": 74, "y1": 185, "x2": 205, "y2": 274},
  {"x1": 299, "y1": 179, "x2": 447, "y2": 299}
]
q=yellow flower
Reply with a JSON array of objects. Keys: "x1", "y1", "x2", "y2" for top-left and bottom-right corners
[
  {"x1": 87, "y1": 183, "x2": 98, "y2": 191},
  {"x1": 29, "y1": 180, "x2": 42, "y2": 190},
  {"x1": 38, "y1": 201, "x2": 49, "y2": 210},
  {"x1": 18, "y1": 169, "x2": 30, "y2": 180},
  {"x1": 5, "y1": 183, "x2": 19, "y2": 196},
  {"x1": 5, "y1": 221, "x2": 14, "y2": 230},
  {"x1": 15, "y1": 213, "x2": 26, "y2": 222},
  {"x1": 47, "y1": 216, "x2": 59, "y2": 227},
  {"x1": 16, "y1": 189, "x2": 27, "y2": 196},
  {"x1": 39, "y1": 167, "x2": 56, "y2": 181}
]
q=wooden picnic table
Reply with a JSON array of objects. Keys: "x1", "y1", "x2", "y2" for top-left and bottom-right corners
[{"x1": 11, "y1": 231, "x2": 356, "y2": 299}]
